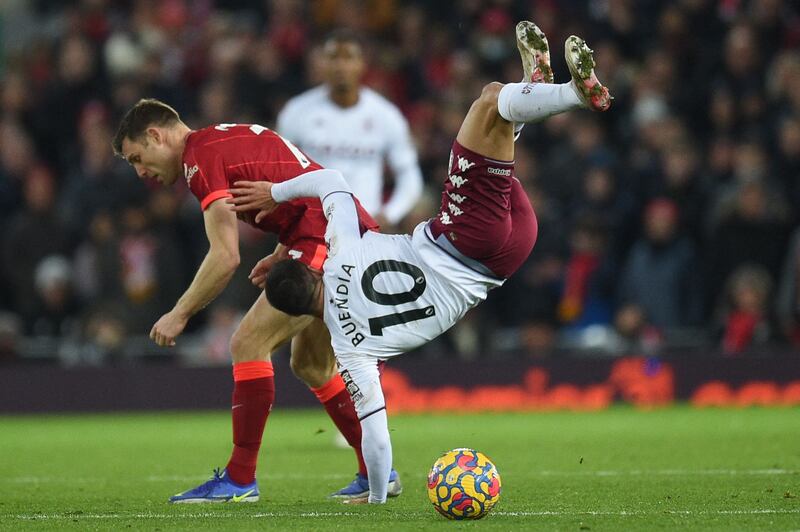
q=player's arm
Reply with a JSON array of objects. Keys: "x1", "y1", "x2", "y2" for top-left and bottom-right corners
[
  {"x1": 229, "y1": 169, "x2": 362, "y2": 245},
  {"x1": 381, "y1": 110, "x2": 423, "y2": 225},
  {"x1": 150, "y1": 201, "x2": 239, "y2": 346},
  {"x1": 249, "y1": 242, "x2": 289, "y2": 289}
]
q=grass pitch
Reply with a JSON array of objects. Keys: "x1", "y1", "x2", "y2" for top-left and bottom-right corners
[{"x1": 1, "y1": 407, "x2": 798, "y2": 530}]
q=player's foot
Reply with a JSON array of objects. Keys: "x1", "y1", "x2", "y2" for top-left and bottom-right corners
[
  {"x1": 329, "y1": 469, "x2": 403, "y2": 500},
  {"x1": 565, "y1": 35, "x2": 612, "y2": 111},
  {"x1": 516, "y1": 21, "x2": 554, "y2": 84},
  {"x1": 168, "y1": 468, "x2": 259, "y2": 503}
]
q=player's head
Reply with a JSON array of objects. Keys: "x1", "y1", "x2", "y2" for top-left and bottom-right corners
[
  {"x1": 265, "y1": 259, "x2": 323, "y2": 317},
  {"x1": 112, "y1": 98, "x2": 189, "y2": 186},
  {"x1": 321, "y1": 29, "x2": 365, "y2": 94}
]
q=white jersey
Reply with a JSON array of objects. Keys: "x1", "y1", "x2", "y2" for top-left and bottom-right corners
[
  {"x1": 277, "y1": 86, "x2": 423, "y2": 224},
  {"x1": 272, "y1": 169, "x2": 503, "y2": 360}
]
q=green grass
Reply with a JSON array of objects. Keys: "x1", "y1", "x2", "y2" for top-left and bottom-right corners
[{"x1": 0, "y1": 407, "x2": 798, "y2": 530}]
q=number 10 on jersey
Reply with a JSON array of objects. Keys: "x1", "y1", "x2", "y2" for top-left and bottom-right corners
[{"x1": 361, "y1": 260, "x2": 436, "y2": 336}]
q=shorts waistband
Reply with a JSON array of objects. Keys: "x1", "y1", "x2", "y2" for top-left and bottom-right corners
[
  {"x1": 424, "y1": 221, "x2": 503, "y2": 281},
  {"x1": 452, "y1": 140, "x2": 515, "y2": 166}
]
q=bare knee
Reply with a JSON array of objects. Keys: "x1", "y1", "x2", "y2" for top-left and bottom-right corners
[
  {"x1": 230, "y1": 327, "x2": 265, "y2": 363},
  {"x1": 290, "y1": 350, "x2": 335, "y2": 388},
  {"x1": 229, "y1": 295, "x2": 308, "y2": 364},
  {"x1": 476, "y1": 82, "x2": 504, "y2": 109},
  {"x1": 229, "y1": 320, "x2": 281, "y2": 363}
]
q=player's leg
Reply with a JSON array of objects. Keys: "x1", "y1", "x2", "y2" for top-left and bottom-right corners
[
  {"x1": 334, "y1": 353, "x2": 393, "y2": 504},
  {"x1": 429, "y1": 23, "x2": 609, "y2": 279},
  {"x1": 226, "y1": 294, "x2": 311, "y2": 483},
  {"x1": 457, "y1": 35, "x2": 610, "y2": 162},
  {"x1": 169, "y1": 293, "x2": 308, "y2": 503},
  {"x1": 288, "y1": 318, "x2": 335, "y2": 387},
  {"x1": 290, "y1": 321, "x2": 367, "y2": 477},
  {"x1": 291, "y1": 321, "x2": 402, "y2": 499}
]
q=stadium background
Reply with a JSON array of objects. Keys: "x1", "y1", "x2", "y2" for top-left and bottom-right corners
[{"x1": 0, "y1": 0, "x2": 799, "y2": 411}]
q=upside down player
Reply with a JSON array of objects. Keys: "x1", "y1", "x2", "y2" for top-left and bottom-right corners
[
  {"x1": 229, "y1": 22, "x2": 611, "y2": 503},
  {"x1": 112, "y1": 102, "x2": 404, "y2": 502}
]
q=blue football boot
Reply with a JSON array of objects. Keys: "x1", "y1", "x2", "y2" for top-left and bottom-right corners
[
  {"x1": 169, "y1": 468, "x2": 259, "y2": 503},
  {"x1": 329, "y1": 469, "x2": 403, "y2": 500}
]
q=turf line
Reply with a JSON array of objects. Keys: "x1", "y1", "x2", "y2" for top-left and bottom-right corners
[
  {"x1": 12, "y1": 509, "x2": 800, "y2": 520},
  {"x1": 5, "y1": 469, "x2": 795, "y2": 484},
  {"x1": 535, "y1": 468, "x2": 797, "y2": 477}
]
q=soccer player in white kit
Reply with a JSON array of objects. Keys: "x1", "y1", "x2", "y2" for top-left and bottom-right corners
[
  {"x1": 229, "y1": 22, "x2": 611, "y2": 504},
  {"x1": 277, "y1": 30, "x2": 423, "y2": 228}
]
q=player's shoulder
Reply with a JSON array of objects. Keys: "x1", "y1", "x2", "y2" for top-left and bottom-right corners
[
  {"x1": 360, "y1": 88, "x2": 407, "y2": 123},
  {"x1": 284, "y1": 86, "x2": 329, "y2": 112},
  {"x1": 360, "y1": 88, "x2": 399, "y2": 110},
  {"x1": 183, "y1": 125, "x2": 234, "y2": 155}
]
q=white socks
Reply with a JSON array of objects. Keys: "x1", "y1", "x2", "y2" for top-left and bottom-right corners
[
  {"x1": 361, "y1": 409, "x2": 392, "y2": 503},
  {"x1": 498, "y1": 81, "x2": 583, "y2": 126}
]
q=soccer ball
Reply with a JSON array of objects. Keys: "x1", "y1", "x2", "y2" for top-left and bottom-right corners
[{"x1": 427, "y1": 448, "x2": 501, "y2": 520}]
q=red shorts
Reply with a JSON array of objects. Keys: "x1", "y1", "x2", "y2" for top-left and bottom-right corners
[{"x1": 428, "y1": 141, "x2": 538, "y2": 279}]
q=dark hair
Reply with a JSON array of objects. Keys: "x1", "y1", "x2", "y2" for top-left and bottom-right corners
[
  {"x1": 265, "y1": 259, "x2": 319, "y2": 316},
  {"x1": 112, "y1": 98, "x2": 181, "y2": 156},
  {"x1": 323, "y1": 28, "x2": 364, "y2": 50}
]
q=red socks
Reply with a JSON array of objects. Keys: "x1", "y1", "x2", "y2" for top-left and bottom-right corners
[
  {"x1": 225, "y1": 364, "x2": 365, "y2": 484},
  {"x1": 312, "y1": 374, "x2": 367, "y2": 476},
  {"x1": 226, "y1": 361, "x2": 275, "y2": 485}
]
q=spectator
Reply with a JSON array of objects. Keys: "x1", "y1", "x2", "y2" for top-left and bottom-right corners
[
  {"x1": 706, "y1": 178, "x2": 791, "y2": 308},
  {"x1": 557, "y1": 214, "x2": 616, "y2": 332},
  {"x1": 648, "y1": 140, "x2": 710, "y2": 243},
  {"x1": 62, "y1": 305, "x2": 128, "y2": 367},
  {"x1": 34, "y1": 33, "x2": 107, "y2": 172},
  {"x1": 542, "y1": 114, "x2": 614, "y2": 206},
  {"x1": 0, "y1": 312, "x2": 23, "y2": 363},
  {"x1": 718, "y1": 265, "x2": 775, "y2": 355},
  {"x1": 0, "y1": 120, "x2": 35, "y2": 227},
  {"x1": 618, "y1": 198, "x2": 703, "y2": 330},
  {"x1": 73, "y1": 211, "x2": 123, "y2": 307},
  {"x1": 2, "y1": 166, "x2": 69, "y2": 318},
  {"x1": 569, "y1": 163, "x2": 638, "y2": 260},
  {"x1": 776, "y1": 229, "x2": 800, "y2": 347},
  {"x1": 118, "y1": 203, "x2": 183, "y2": 334},
  {"x1": 611, "y1": 303, "x2": 663, "y2": 356},
  {"x1": 28, "y1": 255, "x2": 80, "y2": 337},
  {"x1": 775, "y1": 116, "x2": 800, "y2": 207},
  {"x1": 59, "y1": 107, "x2": 148, "y2": 239}
]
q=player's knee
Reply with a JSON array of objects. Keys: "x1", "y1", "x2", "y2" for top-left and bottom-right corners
[
  {"x1": 229, "y1": 326, "x2": 275, "y2": 363},
  {"x1": 289, "y1": 352, "x2": 334, "y2": 386},
  {"x1": 477, "y1": 82, "x2": 503, "y2": 109},
  {"x1": 228, "y1": 330, "x2": 250, "y2": 362}
]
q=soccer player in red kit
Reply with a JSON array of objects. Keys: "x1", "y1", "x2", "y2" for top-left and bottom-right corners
[{"x1": 112, "y1": 101, "x2": 403, "y2": 502}]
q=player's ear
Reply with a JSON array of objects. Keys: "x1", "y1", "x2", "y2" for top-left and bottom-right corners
[{"x1": 146, "y1": 127, "x2": 163, "y2": 145}]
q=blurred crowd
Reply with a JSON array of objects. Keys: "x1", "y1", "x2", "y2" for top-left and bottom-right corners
[{"x1": 1, "y1": 0, "x2": 799, "y2": 365}]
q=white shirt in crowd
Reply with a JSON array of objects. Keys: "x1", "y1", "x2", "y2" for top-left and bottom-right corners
[{"x1": 277, "y1": 86, "x2": 423, "y2": 224}]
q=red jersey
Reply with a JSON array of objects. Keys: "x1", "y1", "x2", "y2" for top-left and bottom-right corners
[{"x1": 182, "y1": 123, "x2": 378, "y2": 269}]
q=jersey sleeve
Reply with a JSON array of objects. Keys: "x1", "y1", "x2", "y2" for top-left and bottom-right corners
[
  {"x1": 271, "y1": 169, "x2": 361, "y2": 251},
  {"x1": 382, "y1": 106, "x2": 423, "y2": 224},
  {"x1": 185, "y1": 144, "x2": 232, "y2": 210}
]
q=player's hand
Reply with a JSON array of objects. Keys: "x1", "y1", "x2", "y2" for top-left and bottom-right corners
[
  {"x1": 249, "y1": 247, "x2": 290, "y2": 289},
  {"x1": 228, "y1": 181, "x2": 277, "y2": 223},
  {"x1": 150, "y1": 310, "x2": 189, "y2": 347}
]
